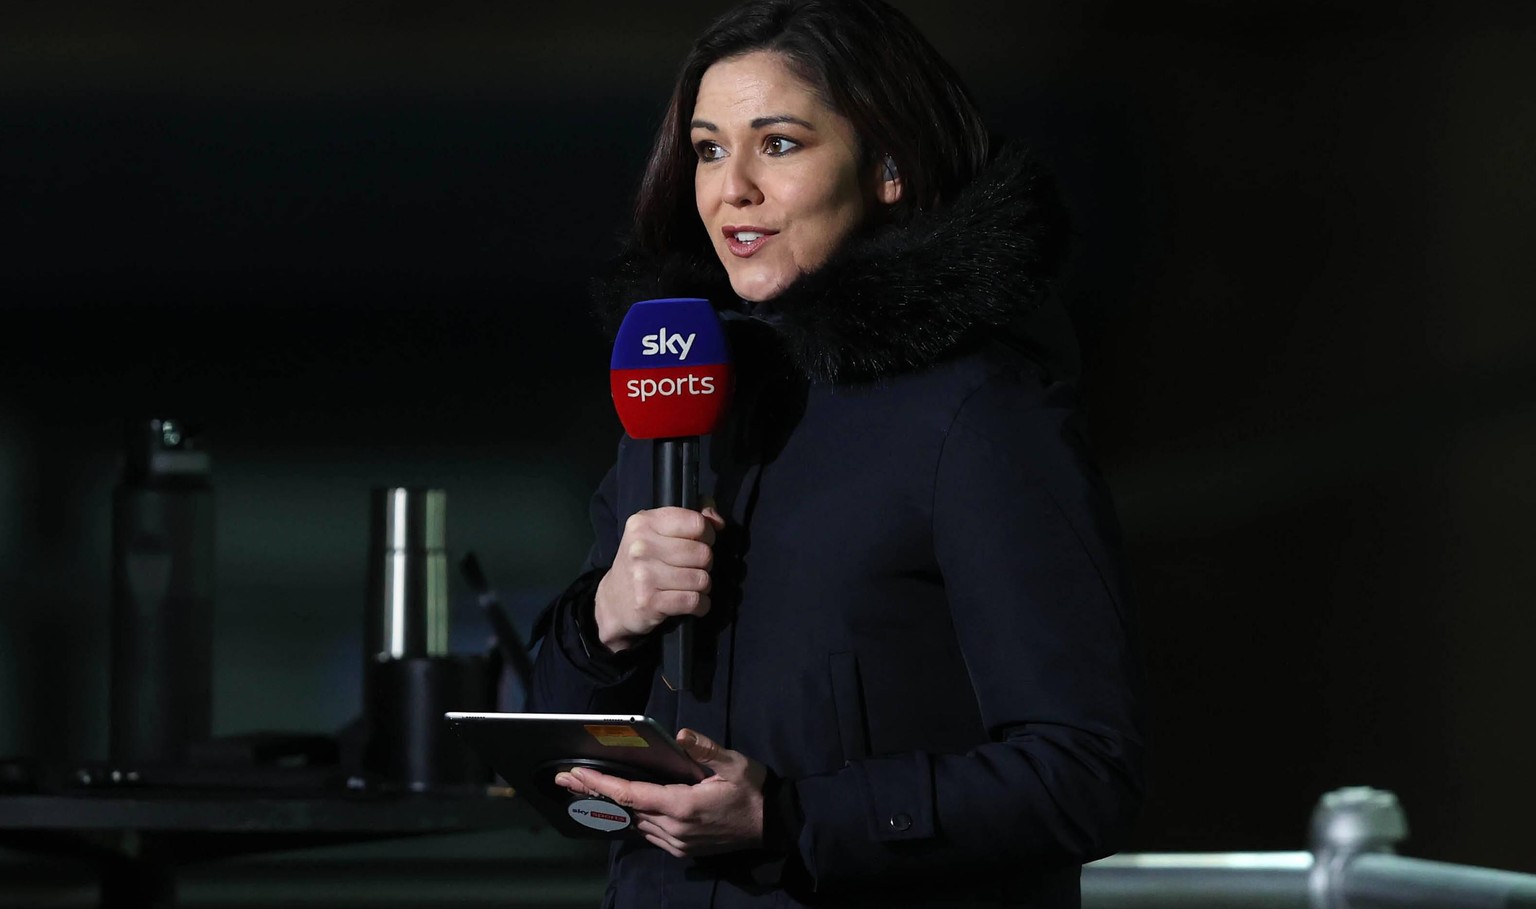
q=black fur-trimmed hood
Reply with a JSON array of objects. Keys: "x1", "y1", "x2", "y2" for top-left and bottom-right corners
[{"x1": 590, "y1": 143, "x2": 1071, "y2": 384}]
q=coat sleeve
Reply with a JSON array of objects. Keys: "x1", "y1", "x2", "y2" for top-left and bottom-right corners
[
  {"x1": 786, "y1": 374, "x2": 1146, "y2": 891},
  {"x1": 528, "y1": 456, "x2": 659, "y2": 715}
]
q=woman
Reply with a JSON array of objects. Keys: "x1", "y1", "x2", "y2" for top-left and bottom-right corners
[{"x1": 530, "y1": 1, "x2": 1144, "y2": 906}]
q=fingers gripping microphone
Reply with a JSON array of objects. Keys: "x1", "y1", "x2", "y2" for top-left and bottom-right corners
[{"x1": 610, "y1": 298, "x2": 732, "y2": 691}]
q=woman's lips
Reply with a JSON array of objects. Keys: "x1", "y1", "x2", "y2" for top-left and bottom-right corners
[{"x1": 723, "y1": 226, "x2": 777, "y2": 258}]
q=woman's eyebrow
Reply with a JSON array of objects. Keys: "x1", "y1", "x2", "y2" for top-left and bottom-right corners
[
  {"x1": 751, "y1": 114, "x2": 815, "y2": 130},
  {"x1": 689, "y1": 115, "x2": 816, "y2": 131}
]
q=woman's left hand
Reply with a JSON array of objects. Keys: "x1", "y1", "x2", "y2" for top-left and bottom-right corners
[{"x1": 554, "y1": 728, "x2": 767, "y2": 858}]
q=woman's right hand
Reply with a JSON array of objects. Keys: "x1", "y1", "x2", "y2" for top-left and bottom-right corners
[{"x1": 593, "y1": 506, "x2": 725, "y2": 653}]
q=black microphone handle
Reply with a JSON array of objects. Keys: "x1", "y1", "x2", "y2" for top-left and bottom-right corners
[{"x1": 654, "y1": 437, "x2": 699, "y2": 691}]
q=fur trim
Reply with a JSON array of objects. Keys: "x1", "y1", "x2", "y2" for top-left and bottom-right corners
[{"x1": 590, "y1": 143, "x2": 1067, "y2": 383}]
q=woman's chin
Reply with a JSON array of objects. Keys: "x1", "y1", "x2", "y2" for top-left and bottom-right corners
[
  {"x1": 729, "y1": 281, "x2": 778, "y2": 305},
  {"x1": 728, "y1": 269, "x2": 794, "y2": 304}
]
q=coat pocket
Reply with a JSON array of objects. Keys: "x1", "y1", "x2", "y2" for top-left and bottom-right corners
[{"x1": 828, "y1": 651, "x2": 870, "y2": 764}]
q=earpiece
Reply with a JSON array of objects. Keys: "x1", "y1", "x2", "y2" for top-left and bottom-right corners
[{"x1": 882, "y1": 155, "x2": 899, "y2": 182}]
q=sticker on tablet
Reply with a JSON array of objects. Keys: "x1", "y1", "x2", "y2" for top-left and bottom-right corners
[
  {"x1": 568, "y1": 798, "x2": 633, "y2": 832},
  {"x1": 584, "y1": 724, "x2": 649, "y2": 747}
]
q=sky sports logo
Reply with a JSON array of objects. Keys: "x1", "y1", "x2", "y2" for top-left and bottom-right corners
[
  {"x1": 625, "y1": 373, "x2": 717, "y2": 401},
  {"x1": 567, "y1": 797, "x2": 633, "y2": 832},
  {"x1": 573, "y1": 806, "x2": 629, "y2": 824},
  {"x1": 610, "y1": 298, "x2": 732, "y2": 440},
  {"x1": 642, "y1": 328, "x2": 696, "y2": 360},
  {"x1": 628, "y1": 326, "x2": 712, "y2": 399},
  {"x1": 588, "y1": 809, "x2": 628, "y2": 824}
]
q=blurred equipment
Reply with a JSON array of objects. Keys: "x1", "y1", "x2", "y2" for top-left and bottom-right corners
[
  {"x1": 361, "y1": 488, "x2": 491, "y2": 790},
  {"x1": 459, "y1": 550, "x2": 534, "y2": 712},
  {"x1": 365, "y1": 487, "x2": 450, "y2": 664},
  {"x1": 110, "y1": 417, "x2": 215, "y2": 765},
  {"x1": 1082, "y1": 786, "x2": 1536, "y2": 909}
]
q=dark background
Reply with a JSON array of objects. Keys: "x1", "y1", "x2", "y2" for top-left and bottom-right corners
[{"x1": 3, "y1": 0, "x2": 1535, "y2": 891}]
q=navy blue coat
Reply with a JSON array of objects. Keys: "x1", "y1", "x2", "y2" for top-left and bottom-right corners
[{"x1": 531, "y1": 147, "x2": 1144, "y2": 908}]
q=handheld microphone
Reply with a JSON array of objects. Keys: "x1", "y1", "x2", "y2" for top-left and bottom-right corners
[{"x1": 610, "y1": 298, "x2": 732, "y2": 691}]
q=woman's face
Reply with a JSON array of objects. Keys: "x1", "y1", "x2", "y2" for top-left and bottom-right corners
[{"x1": 691, "y1": 51, "x2": 900, "y2": 303}]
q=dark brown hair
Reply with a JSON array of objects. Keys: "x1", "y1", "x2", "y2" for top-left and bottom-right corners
[{"x1": 632, "y1": 0, "x2": 991, "y2": 259}]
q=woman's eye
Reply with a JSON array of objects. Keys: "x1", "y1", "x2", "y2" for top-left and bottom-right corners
[
  {"x1": 694, "y1": 141, "x2": 725, "y2": 162},
  {"x1": 764, "y1": 136, "x2": 801, "y2": 156}
]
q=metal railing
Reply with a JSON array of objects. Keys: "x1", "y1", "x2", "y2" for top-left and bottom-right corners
[{"x1": 1084, "y1": 787, "x2": 1536, "y2": 909}]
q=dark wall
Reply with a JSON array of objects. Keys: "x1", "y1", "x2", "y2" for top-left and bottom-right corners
[{"x1": 3, "y1": 0, "x2": 1535, "y2": 878}]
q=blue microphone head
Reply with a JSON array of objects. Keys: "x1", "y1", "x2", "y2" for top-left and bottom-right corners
[{"x1": 609, "y1": 298, "x2": 733, "y2": 439}]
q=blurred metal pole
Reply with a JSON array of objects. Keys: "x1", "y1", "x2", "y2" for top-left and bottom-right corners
[
  {"x1": 1083, "y1": 786, "x2": 1536, "y2": 909},
  {"x1": 364, "y1": 487, "x2": 449, "y2": 665},
  {"x1": 1084, "y1": 852, "x2": 1311, "y2": 909},
  {"x1": 1342, "y1": 854, "x2": 1536, "y2": 909}
]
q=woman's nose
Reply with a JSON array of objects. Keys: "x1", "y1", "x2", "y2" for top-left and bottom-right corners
[{"x1": 720, "y1": 156, "x2": 764, "y2": 207}]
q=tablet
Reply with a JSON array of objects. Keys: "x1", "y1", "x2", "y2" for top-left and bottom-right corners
[{"x1": 445, "y1": 712, "x2": 711, "y2": 838}]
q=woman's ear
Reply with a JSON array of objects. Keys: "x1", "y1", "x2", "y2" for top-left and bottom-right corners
[{"x1": 876, "y1": 154, "x2": 904, "y2": 205}]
